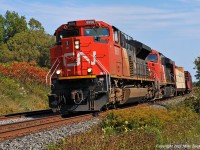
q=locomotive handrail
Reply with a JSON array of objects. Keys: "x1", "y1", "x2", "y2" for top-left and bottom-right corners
[
  {"x1": 45, "y1": 58, "x2": 60, "y2": 93},
  {"x1": 170, "y1": 72, "x2": 175, "y2": 83},
  {"x1": 49, "y1": 63, "x2": 60, "y2": 85},
  {"x1": 95, "y1": 59, "x2": 111, "y2": 94}
]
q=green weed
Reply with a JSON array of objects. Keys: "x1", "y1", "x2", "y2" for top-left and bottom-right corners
[{"x1": 0, "y1": 75, "x2": 48, "y2": 114}]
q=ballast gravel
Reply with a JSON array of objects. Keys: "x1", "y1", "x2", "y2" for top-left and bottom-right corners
[
  {"x1": 150, "y1": 96, "x2": 186, "y2": 109},
  {"x1": 0, "y1": 117, "x2": 101, "y2": 150}
]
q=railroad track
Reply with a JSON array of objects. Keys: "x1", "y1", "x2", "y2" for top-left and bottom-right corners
[
  {"x1": 0, "y1": 109, "x2": 53, "y2": 121},
  {"x1": 0, "y1": 113, "x2": 93, "y2": 141}
]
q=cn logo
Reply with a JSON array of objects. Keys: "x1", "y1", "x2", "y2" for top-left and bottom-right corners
[{"x1": 63, "y1": 51, "x2": 96, "y2": 67}]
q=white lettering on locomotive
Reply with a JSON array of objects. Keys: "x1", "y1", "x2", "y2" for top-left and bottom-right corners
[{"x1": 63, "y1": 51, "x2": 96, "y2": 67}]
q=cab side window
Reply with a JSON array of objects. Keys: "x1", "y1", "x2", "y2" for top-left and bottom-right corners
[{"x1": 113, "y1": 27, "x2": 119, "y2": 43}]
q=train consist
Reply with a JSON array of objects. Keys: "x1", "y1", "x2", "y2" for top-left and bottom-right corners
[{"x1": 46, "y1": 20, "x2": 192, "y2": 113}]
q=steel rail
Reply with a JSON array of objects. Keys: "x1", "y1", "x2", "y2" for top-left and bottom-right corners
[{"x1": 0, "y1": 109, "x2": 53, "y2": 121}]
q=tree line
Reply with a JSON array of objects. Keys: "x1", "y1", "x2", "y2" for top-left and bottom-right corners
[
  {"x1": 0, "y1": 10, "x2": 54, "y2": 67},
  {"x1": 194, "y1": 57, "x2": 200, "y2": 86}
]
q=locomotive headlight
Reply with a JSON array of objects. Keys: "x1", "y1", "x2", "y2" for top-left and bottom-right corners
[
  {"x1": 56, "y1": 69, "x2": 61, "y2": 75},
  {"x1": 75, "y1": 44, "x2": 80, "y2": 49},
  {"x1": 87, "y1": 68, "x2": 92, "y2": 73},
  {"x1": 75, "y1": 40, "x2": 79, "y2": 45},
  {"x1": 74, "y1": 40, "x2": 80, "y2": 50}
]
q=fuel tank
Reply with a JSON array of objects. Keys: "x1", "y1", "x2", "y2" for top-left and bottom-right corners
[{"x1": 121, "y1": 87, "x2": 148, "y2": 104}]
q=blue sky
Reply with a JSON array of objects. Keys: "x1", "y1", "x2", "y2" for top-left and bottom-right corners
[{"x1": 0, "y1": 0, "x2": 200, "y2": 81}]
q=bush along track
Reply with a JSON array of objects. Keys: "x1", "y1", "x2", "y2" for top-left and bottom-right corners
[
  {"x1": 0, "y1": 62, "x2": 48, "y2": 84},
  {"x1": 0, "y1": 62, "x2": 48, "y2": 114},
  {"x1": 48, "y1": 95, "x2": 200, "y2": 150}
]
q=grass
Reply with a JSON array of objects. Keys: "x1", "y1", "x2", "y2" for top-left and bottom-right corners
[
  {"x1": 0, "y1": 75, "x2": 48, "y2": 114},
  {"x1": 49, "y1": 126, "x2": 157, "y2": 150},
  {"x1": 47, "y1": 88, "x2": 200, "y2": 150}
]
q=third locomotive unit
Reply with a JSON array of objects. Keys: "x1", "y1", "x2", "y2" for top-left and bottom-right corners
[{"x1": 46, "y1": 20, "x2": 192, "y2": 114}]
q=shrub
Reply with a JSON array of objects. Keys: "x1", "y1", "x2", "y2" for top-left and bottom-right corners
[
  {"x1": 101, "y1": 107, "x2": 190, "y2": 134},
  {"x1": 184, "y1": 87, "x2": 200, "y2": 114},
  {"x1": 0, "y1": 64, "x2": 48, "y2": 114},
  {"x1": 0, "y1": 61, "x2": 48, "y2": 84},
  {"x1": 101, "y1": 105, "x2": 199, "y2": 145}
]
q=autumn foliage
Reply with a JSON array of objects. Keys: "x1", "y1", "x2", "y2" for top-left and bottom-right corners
[{"x1": 0, "y1": 62, "x2": 48, "y2": 84}]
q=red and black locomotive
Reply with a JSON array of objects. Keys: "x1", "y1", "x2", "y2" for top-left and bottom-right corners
[{"x1": 46, "y1": 20, "x2": 192, "y2": 113}]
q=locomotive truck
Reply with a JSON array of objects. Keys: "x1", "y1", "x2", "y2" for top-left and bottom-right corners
[{"x1": 46, "y1": 19, "x2": 192, "y2": 113}]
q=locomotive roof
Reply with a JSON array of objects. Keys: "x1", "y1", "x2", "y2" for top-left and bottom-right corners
[{"x1": 128, "y1": 40, "x2": 152, "y2": 59}]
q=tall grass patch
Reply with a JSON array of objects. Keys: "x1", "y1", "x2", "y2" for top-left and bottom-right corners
[
  {"x1": 101, "y1": 105, "x2": 199, "y2": 145},
  {"x1": 49, "y1": 101, "x2": 200, "y2": 149}
]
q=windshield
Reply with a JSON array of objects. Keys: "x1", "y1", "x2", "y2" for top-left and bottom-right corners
[
  {"x1": 84, "y1": 28, "x2": 109, "y2": 37},
  {"x1": 57, "y1": 29, "x2": 79, "y2": 43},
  {"x1": 146, "y1": 54, "x2": 158, "y2": 62},
  {"x1": 59, "y1": 29, "x2": 79, "y2": 38}
]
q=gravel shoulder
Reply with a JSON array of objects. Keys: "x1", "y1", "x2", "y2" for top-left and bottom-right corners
[{"x1": 0, "y1": 117, "x2": 101, "y2": 150}]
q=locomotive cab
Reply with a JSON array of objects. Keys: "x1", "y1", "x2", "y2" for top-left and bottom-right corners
[{"x1": 51, "y1": 20, "x2": 111, "y2": 77}]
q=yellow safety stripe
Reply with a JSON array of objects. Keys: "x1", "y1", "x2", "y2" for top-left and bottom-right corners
[{"x1": 59, "y1": 75, "x2": 96, "y2": 80}]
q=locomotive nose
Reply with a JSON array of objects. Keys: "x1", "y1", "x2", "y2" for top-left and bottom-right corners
[
  {"x1": 61, "y1": 38, "x2": 79, "y2": 76},
  {"x1": 62, "y1": 37, "x2": 96, "y2": 76}
]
